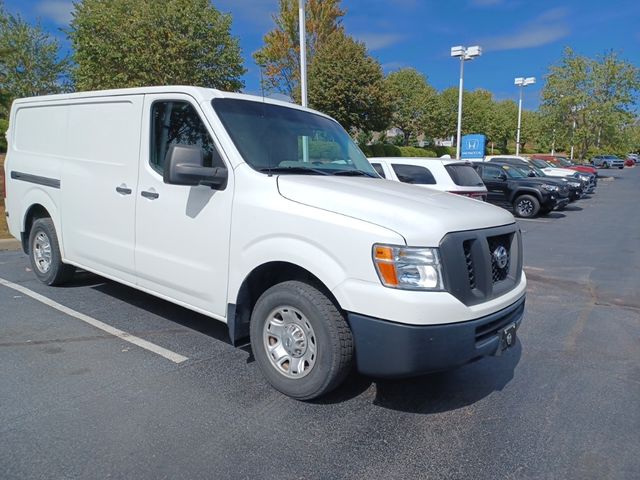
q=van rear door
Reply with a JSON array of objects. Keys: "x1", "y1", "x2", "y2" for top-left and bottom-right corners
[{"x1": 134, "y1": 94, "x2": 233, "y2": 317}]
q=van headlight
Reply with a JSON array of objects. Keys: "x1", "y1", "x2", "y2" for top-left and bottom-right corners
[{"x1": 373, "y1": 245, "x2": 444, "y2": 290}]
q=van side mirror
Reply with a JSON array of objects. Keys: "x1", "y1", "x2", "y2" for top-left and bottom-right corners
[
  {"x1": 163, "y1": 144, "x2": 227, "y2": 190},
  {"x1": 499, "y1": 172, "x2": 507, "y2": 181},
  {"x1": 528, "y1": 171, "x2": 536, "y2": 177}
]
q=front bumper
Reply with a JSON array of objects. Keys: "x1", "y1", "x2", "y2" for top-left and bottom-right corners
[{"x1": 347, "y1": 294, "x2": 525, "y2": 378}]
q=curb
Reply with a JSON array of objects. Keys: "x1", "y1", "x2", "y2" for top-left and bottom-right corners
[{"x1": 0, "y1": 238, "x2": 21, "y2": 251}]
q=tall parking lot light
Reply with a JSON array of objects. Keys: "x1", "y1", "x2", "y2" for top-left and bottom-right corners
[
  {"x1": 451, "y1": 45, "x2": 482, "y2": 159},
  {"x1": 514, "y1": 76, "x2": 535, "y2": 156}
]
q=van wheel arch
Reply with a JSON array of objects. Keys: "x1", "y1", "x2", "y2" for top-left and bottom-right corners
[
  {"x1": 228, "y1": 262, "x2": 340, "y2": 346},
  {"x1": 22, "y1": 204, "x2": 52, "y2": 254}
]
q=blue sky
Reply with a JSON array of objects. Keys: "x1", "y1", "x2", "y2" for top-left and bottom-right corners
[{"x1": 6, "y1": 0, "x2": 640, "y2": 110}]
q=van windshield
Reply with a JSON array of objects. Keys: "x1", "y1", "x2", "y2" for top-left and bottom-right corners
[{"x1": 212, "y1": 98, "x2": 377, "y2": 177}]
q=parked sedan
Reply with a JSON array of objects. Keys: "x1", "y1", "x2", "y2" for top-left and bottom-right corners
[
  {"x1": 532, "y1": 154, "x2": 598, "y2": 176},
  {"x1": 369, "y1": 157, "x2": 488, "y2": 201},
  {"x1": 592, "y1": 155, "x2": 625, "y2": 169}
]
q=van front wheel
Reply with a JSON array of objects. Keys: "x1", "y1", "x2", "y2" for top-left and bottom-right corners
[
  {"x1": 28, "y1": 218, "x2": 75, "y2": 286},
  {"x1": 250, "y1": 280, "x2": 353, "y2": 400}
]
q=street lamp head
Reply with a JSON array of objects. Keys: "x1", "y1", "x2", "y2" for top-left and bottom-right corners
[
  {"x1": 466, "y1": 45, "x2": 482, "y2": 58},
  {"x1": 450, "y1": 46, "x2": 465, "y2": 57},
  {"x1": 524, "y1": 77, "x2": 536, "y2": 86},
  {"x1": 514, "y1": 77, "x2": 524, "y2": 86}
]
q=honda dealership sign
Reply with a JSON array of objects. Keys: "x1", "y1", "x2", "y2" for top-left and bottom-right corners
[{"x1": 461, "y1": 134, "x2": 486, "y2": 159}]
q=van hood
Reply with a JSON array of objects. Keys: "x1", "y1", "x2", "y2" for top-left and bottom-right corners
[{"x1": 277, "y1": 176, "x2": 515, "y2": 246}]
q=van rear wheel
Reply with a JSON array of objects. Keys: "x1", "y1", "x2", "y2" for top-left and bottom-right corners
[
  {"x1": 250, "y1": 280, "x2": 353, "y2": 400},
  {"x1": 29, "y1": 218, "x2": 75, "y2": 286}
]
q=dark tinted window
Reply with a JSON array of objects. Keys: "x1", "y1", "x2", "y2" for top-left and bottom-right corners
[
  {"x1": 151, "y1": 101, "x2": 224, "y2": 172},
  {"x1": 392, "y1": 164, "x2": 436, "y2": 184},
  {"x1": 371, "y1": 163, "x2": 386, "y2": 178},
  {"x1": 445, "y1": 164, "x2": 484, "y2": 186},
  {"x1": 481, "y1": 165, "x2": 505, "y2": 180}
]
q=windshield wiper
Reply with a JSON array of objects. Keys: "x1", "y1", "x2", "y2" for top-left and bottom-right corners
[
  {"x1": 258, "y1": 166, "x2": 330, "y2": 175},
  {"x1": 331, "y1": 170, "x2": 378, "y2": 178}
]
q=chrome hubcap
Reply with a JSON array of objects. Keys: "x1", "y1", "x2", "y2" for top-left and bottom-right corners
[
  {"x1": 33, "y1": 231, "x2": 52, "y2": 274},
  {"x1": 518, "y1": 200, "x2": 533, "y2": 216},
  {"x1": 263, "y1": 306, "x2": 317, "y2": 379}
]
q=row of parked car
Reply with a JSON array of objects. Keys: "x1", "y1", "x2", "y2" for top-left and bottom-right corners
[{"x1": 369, "y1": 154, "x2": 608, "y2": 219}]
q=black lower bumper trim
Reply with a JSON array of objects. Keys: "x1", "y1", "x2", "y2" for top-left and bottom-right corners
[{"x1": 347, "y1": 295, "x2": 525, "y2": 378}]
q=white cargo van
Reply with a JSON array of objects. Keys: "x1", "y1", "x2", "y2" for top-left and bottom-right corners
[{"x1": 4, "y1": 86, "x2": 526, "y2": 399}]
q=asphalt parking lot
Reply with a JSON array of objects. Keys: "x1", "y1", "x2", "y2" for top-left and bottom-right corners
[{"x1": 1, "y1": 167, "x2": 638, "y2": 479}]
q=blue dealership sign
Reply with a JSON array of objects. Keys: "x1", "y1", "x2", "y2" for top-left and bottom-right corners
[{"x1": 461, "y1": 134, "x2": 486, "y2": 159}]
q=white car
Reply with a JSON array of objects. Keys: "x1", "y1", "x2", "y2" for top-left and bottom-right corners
[
  {"x1": 485, "y1": 155, "x2": 578, "y2": 179},
  {"x1": 4, "y1": 86, "x2": 526, "y2": 399},
  {"x1": 369, "y1": 157, "x2": 488, "y2": 201}
]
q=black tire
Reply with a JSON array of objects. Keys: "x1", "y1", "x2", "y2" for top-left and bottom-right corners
[
  {"x1": 28, "y1": 218, "x2": 75, "y2": 286},
  {"x1": 250, "y1": 280, "x2": 353, "y2": 400},
  {"x1": 513, "y1": 194, "x2": 540, "y2": 218}
]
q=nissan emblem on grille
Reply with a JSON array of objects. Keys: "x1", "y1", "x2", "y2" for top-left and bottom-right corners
[{"x1": 493, "y1": 245, "x2": 509, "y2": 269}]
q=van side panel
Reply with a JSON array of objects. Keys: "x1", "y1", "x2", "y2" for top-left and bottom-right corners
[
  {"x1": 5, "y1": 103, "x2": 67, "y2": 242},
  {"x1": 60, "y1": 96, "x2": 143, "y2": 282}
]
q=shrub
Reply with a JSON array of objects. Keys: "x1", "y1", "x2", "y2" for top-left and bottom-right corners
[
  {"x1": 370, "y1": 143, "x2": 386, "y2": 157},
  {"x1": 433, "y1": 145, "x2": 452, "y2": 157},
  {"x1": 383, "y1": 144, "x2": 402, "y2": 157},
  {"x1": 398, "y1": 146, "x2": 435, "y2": 157}
]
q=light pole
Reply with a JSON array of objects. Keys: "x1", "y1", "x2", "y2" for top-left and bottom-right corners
[
  {"x1": 298, "y1": 0, "x2": 309, "y2": 161},
  {"x1": 298, "y1": 0, "x2": 307, "y2": 107},
  {"x1": 451, "y1": 45, "x2": 482, "y2": 160},
  {"x1": 514, "y1": 76, "x2": 535, "y2": 156}
]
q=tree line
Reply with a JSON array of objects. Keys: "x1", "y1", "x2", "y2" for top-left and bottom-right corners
[{"x1": 1, "y1": 0, "x2": 638, "y2": 157}]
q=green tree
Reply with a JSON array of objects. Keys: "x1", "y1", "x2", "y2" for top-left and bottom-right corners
[
  {"x1": 540, "y1": 48, "x2": 639, "y2": 159},
  {"x1": 0, "y1": 4, "x2": 70, "y2": 150},
  {"x1": 385, "y1": 68, "x2": 439, "y2": 145},
  {"x1": 307, "y1": 31, "x2": 391, "y2": 132},
  {"x1": 69, "y1": 0, "x2": 245, "y2": 91},
  {"x1": 0, "y1": 7, "x2": 69, "y2": 99},
  {"x1": 254, "y1": 0, "x2": 344, "y2": 99}
]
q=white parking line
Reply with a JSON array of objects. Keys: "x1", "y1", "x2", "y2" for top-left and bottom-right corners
[
  {"x1": 517, "y1": 218, "x2": 549, "y2": 223},
  {"x1": 0, "y1": 277, "x2": 188, "y2": 364}
]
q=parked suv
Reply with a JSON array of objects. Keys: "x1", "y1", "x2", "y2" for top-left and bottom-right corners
[
  {"x1": 591, "y1": 155, "x2": 624, "y2": 169},
  {"x1": 510, "y1": 163, "x2": 584, "y2": 202},
  {"x1": 369, "y1": 157, "x2": 487, "y2": 201},
  {"x1": 473, "y1": 162, "x2": 569, "y2": 217},
  {"x1": 4, "y1": 86, "x2": 526, "y2": 400},
  {"x1": 487, "y1": 156, "x2": 596, "y2": 194}
]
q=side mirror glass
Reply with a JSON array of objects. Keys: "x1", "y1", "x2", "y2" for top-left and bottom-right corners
[
  {"x1": 528, "y1": 171, "x2": 536, "y2": 177},
  {"x1": 163, "y1": 144, "x2": 227, "y2": 190}
]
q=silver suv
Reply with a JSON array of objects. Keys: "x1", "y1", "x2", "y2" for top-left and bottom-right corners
[{"x1": 591, "y1": 155, "x2": 624, "y2": 169}]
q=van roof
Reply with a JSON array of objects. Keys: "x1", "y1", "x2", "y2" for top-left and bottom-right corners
[{"x1": 11, "y1": 85, "x2": 331, "y2": 119}]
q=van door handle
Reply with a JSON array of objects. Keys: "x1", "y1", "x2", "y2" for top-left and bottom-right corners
[
  {"x1": 141, "y1": 190, "x2": 159, "y2": 200},
  {"x1": 115, "y1": 185, "x2": 132, "y2": 195}
]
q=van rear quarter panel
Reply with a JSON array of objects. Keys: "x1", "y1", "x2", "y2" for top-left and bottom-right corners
[{"x1": 6, "y1": 103, "x2": 67, "y2": 242}]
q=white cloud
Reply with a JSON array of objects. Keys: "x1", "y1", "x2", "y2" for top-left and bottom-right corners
[
  {"x1": 353, "y1": 33, "x2": 405, "y2": 51},
  {"x1": 481, "y1": 8, "x2": 570, "y2": 51},
  {"x1": 35, "y1": 0, "x2": 73, "y2": 25}
]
